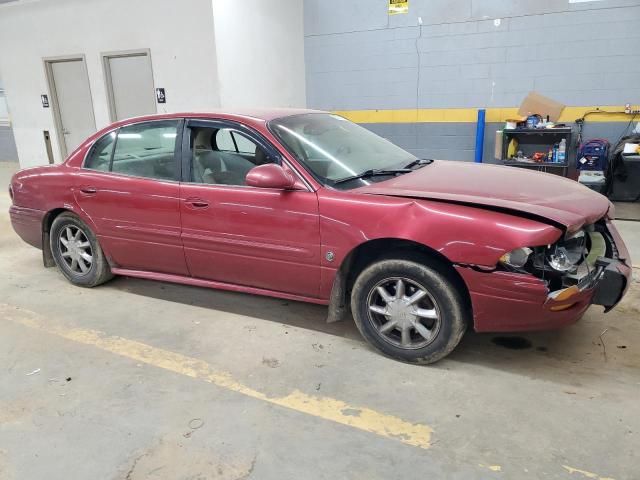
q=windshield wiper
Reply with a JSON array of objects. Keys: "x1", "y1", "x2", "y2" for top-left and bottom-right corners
[
  {"x1": 333, "y1": 158, "x2": 434, "y2": 185},
  {"x1": 403, "y1": 158, "x2": 434, "y2": 169},
  {"x1": 333, "y1": 168, "x2": 412, "y2": 184}
]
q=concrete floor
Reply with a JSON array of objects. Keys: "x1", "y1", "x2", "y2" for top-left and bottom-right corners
[{"x1": 1, "y1": 161, "x2": 639, "y2": 480}]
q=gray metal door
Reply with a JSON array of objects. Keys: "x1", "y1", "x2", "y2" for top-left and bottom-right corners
[
  {"x1": 104, "y1": 51, "x2": 156, "y2": 121},
  {"x1": 46, "y1": 58, "x2": 96, "y2": 158}
]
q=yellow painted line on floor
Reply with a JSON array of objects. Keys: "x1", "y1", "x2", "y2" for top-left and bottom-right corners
[
  {"x1": 0, "y1": 303, "x2": 433, "y2": 450},
  {"x1": 479, "y1": 464, "x2": 502, "y2": 472},
  {"x1": 562, "y1": 465, "x2": 615, "y2": 480},
  {"x1": 334, "y1": 105, "x2": 634, "y2": 124}
]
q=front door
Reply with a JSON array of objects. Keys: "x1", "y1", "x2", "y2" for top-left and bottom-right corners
[
  {"x1": 45, "y1": 57, "x2": 96, "y2": 158},
  {"x1": 75, "y1": 119, "x2": 188, "y2": 276},
  {"x1": 179, "y1": 119, "x2": 321, "y2": 297}
]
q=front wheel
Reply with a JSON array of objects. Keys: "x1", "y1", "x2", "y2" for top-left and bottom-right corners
[
  {"x1": 351, "y1": 259, "x2": 467, "y2": 364},
  {"x1": 50, "y1": 212, "x2": 113, "y2": 287}
]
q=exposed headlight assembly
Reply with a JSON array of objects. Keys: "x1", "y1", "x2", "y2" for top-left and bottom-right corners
[
  {"x1": 499, "y1": 247, "x2": 532, "y2": 268},
  {"x1": 547, "y1": 247, "x2": 578, "y2": 272},
  {"x1": 546, "y1": 230, "x2": 586, "y2": 273},
  {"x1": 500, "y1": 230, "x2": 589, "y2": 275}
]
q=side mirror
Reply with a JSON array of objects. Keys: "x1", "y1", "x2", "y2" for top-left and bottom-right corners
[{"x1": 245, "y1": 163, "x2": 296, "y2": 190}]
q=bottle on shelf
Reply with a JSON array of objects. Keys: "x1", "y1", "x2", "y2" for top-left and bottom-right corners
[
  {"x1": 552, "y1": 143, "x2": 559, "y2": 163},
  {"x1": 557, "y1": 138, "x2": 566, "y2": 164}
]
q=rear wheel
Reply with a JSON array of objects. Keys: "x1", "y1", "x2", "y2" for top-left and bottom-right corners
[
  {"x1": 50, "y1": 212, "x2": 113, "y2": 287},
  {"x1": 351, "y1": 258, "x2": 467, "y2": 364}
]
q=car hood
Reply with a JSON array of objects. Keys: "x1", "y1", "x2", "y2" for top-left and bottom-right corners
[{"x1": 355, "y1": 160, "x2": 610, "y2": 231}]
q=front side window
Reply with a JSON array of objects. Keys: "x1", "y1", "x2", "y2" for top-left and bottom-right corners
[
  {"x1": 215, "y1": 129, "x2": 236, "y2": 152},
  {"x1": 215, "y1": 129, "x2": 257, "y2": 154},
  {"x1": 189, "y1": 125, "x2": 270, "y2": 186},
  {"x1": 110, "y1": 120, "x2": 179, "y2": 180},
  {"x1": 269, "y1": 113, "x2": 417, "y2": 188}
]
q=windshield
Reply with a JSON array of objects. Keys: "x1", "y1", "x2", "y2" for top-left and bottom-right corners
[{"x1": 269, "y1": 113, "x2": 417, "y2": 187}]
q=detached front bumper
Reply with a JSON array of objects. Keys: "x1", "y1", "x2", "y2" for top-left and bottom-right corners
[
  {"x1": 456, "y1": 219, "x2": 632, "y2": 333},
  {"x1": 591, "y1": 257, "x2": 630, "y2": 311}
]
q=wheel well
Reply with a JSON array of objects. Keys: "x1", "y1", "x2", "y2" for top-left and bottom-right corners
[
  {"x1": 327, "y1": 238, "x2": 472, "y2": 323},
  {"x1": 43, "y1": 208, "x2": 70, "y2": 233},
  {"x1": 41, "y1": 208, "x2": 72, "y2": 267}
]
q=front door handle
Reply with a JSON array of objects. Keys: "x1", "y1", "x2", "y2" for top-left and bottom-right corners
[
  {"x1": 185, "y1": 198, "x2": 210, "y2": 209},
  {"x1": 79, "y1": 186, "x2": 97, "y2": 195}
]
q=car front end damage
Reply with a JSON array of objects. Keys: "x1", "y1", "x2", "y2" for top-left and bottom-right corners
[{"x1": 455, "y1": 217, "x2": 632, "y2": 333}]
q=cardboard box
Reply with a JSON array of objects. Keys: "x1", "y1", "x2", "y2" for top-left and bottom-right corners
[{"x1": 517, "y1": 91, "x2": 565, "y2": 122}]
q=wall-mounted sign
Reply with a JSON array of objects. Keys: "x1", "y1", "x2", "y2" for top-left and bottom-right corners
[
  {"x1": 388, "y1": 0, "x2": 408, "y2": 15},
  {"x1": 41, "y1": 94, "x2": 49, "y2": 108},
  {"x1": 155, "y1": 88, "x2": 166, "y2": 104}
]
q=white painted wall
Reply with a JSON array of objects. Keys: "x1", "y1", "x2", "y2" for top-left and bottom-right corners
[
  {"x1": 0, "y1": 0, "x2": 221, "y2": 167},
  {"x1": 212, "y1": 0, "x2": 306, "y2": 109},
  {"x1": 0, "y1": 0, "x2": 307, "y2": 168}
]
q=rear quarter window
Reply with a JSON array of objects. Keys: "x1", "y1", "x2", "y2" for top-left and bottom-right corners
[{"x1": 84, "y1": 131, "x2": 116, "y2": 171}]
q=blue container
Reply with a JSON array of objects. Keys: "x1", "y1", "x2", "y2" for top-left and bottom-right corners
[
  {"x1": 474, "y1": 109, "x2": 485, "y2": 163},
  {"x1": 526, "y1": 115, "x2": 540, "y2": 129}
]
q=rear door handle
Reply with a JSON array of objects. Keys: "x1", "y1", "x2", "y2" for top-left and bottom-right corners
[
  {"x1": 185, "y1": 198, "x2": 210, "y2": 209},
  {"x1": 79, "y1": 186, "x2": 97, "y2": 195}
]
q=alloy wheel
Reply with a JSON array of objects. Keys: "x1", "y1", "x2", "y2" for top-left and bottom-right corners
[
  {"x1": 366, "y1": 277, "x2": 441, "y2": 349},
  {"x1": 58, "y1": 225, "x2": 93, "y2": 275}
]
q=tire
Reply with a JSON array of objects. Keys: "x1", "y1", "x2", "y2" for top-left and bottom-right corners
[
  {"x1": 50, "y1": 212, "x2": 113, "y2": 287},
  {"x1": 351, "y1": 258, "x2": 467, "y2": 364}
]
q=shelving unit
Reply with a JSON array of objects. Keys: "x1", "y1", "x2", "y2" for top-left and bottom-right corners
[{"x1": 500, "y1": 127, "x2": 573, "y2": 178}]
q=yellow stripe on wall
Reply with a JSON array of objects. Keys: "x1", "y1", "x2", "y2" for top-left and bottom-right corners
[{"x1": 334, "y1": 106, "x2": 634, "y2": 124}]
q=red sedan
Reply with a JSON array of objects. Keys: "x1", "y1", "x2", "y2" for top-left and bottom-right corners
[{"x1": 8, "y1": 110, "x2": 632, "y2": 363}]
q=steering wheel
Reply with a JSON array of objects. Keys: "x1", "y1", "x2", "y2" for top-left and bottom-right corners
[
  {"x1": 287, "y1": 135, "x2": 309, "y2": 162},
  {"x1": 335, "y1": 144, "x2": 351, "y2": 156}
]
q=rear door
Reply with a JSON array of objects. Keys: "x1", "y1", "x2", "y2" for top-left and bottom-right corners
[
  {"x1": 74, "y1": 119, "x2": 188, "y2": 275},
  {"x1": 178, "y1": 119, "x2": 321, "y2": 297}
]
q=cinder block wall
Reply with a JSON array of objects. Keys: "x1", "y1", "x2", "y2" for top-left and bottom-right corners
[{"x1": 304, "y1": 0, "x2": 640, "y2": 162}]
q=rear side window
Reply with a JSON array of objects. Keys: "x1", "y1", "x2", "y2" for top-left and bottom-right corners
[
  {"x1": 83, "y1": 121, "x2": 179, "y2": 180},
  {"x1": 111, "y1": 121, "x2": 178, "y2": 180},
  {"x1": 84, "y1": 131, "x2": 116, "y2": 171},
  {"x1": 81, "y1": 121, "x2": 179, "y2": 180}
]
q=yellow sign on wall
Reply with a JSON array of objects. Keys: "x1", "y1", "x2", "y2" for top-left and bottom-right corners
[{"x1": 388, "y1": 0, "x2": 408, "y2": 15}]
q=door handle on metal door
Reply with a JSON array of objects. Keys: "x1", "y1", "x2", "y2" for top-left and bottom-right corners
[
  {"x1": 79, "y1": 186, "x2": 97, "y2": 195},
  {"x1": 185, "y1": 198, "x2": 210, "y2": 209}
]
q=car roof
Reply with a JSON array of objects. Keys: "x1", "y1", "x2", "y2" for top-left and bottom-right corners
[
  {"x1": 113, "y1": 108, "x2": 326, "y2": 126},
  {"x1": 70, "y1": 108, "x2": 331, "y2": 167}
]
